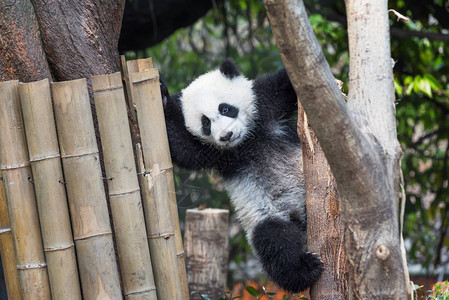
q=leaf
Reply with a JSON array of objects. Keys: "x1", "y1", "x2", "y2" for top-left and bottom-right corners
[{"x1": 245, "y1": 286, "x2": 259, "y2": 297}]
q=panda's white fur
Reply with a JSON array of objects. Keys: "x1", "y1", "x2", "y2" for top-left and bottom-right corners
[
  {"x1": 162, "y1": 59, "x2": 323, "y2": 293},
  {"x1": 181, "y1": 68, "x2": 257, "y2": 148}
]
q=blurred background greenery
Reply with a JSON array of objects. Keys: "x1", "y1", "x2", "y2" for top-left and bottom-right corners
[{"x1": 122, "y1": 0, "x2": 449, "y2": 286}]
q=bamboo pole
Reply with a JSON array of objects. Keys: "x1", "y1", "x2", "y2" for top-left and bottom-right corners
[
  {"x1": 184, "y1": 209, "x2": 229, "y2": 300},
  {"x1": 92, "y1": 72, "x2": 157, "y2": 300},
  {"x1": 18, "y1": 78, "x2": 82, "y2": 300},
  {"x1": 135, "y1": 144, "x2": 180, "y2": 300},
  {"x1": 0, "y1": 178, "x2": 22, "y2": 299},
  {"x1": 0, "y1": 80, "x2": 51, "y2": 299},
  {"x1": 132, "y1": 68, "x2": 189, "y2": 299},
  {"x1": 51, "y1": 78, "x2": 122, "y2": 300},
  {"x1": 120, "y1": 56, "x2": 153, "y2": 123}
]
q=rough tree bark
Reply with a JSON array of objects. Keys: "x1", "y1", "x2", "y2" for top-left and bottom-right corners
[
  {"x1": 1, "y1": 0, "x2": 125, "y2": 83},
  {"x1": 264, "y1": 0, "x2": 410, "y2": 298},
  {"x1": 297, "y1": 102, "x2": 348, "y2": 299}
]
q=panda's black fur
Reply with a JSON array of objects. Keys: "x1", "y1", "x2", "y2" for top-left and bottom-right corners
[{"x1": 162, "y1": 59, "x2": 323, "y2": 293}]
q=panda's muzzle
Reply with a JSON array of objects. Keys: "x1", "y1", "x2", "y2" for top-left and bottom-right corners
[{"x1": 219, "y1": 131, "x2": 234, "y2": 142}]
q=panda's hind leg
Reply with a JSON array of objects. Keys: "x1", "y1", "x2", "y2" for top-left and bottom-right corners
[{"x1": 252, "y1": 218, "x2": 323, "y2": 293}]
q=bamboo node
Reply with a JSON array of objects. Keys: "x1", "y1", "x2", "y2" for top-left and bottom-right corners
[
  {"x1": 0, "y1": 228, "x2": 11, "y2": 234},
  {"x1": 60, "y1": 151, "x2": 99, "y2": 159},
  {"x1": 93, "y1": 86, "x2": 123, "y2": 94},
  {"x1": 109, "y1": 188, "x2": 140, "y2": 198},
  {"x1": 44, "y1": 243, "x2": 75, "y2": 252},
  {"x1": 74, "y1": 231, "x2": 113, "y2": 241},
  {"x1": 1, "y1": 162, "x2": 30, "y2": 170},
  {"x1": 147, "y1": 232, "x2": 175, "y2": 240},
  {"x1": 17, "y1": 263, "x2": 47, "y2": 270},
  {"x1": 29, "y1": 153, "x2": 61, "y2": 162},
  {"x1": 133, "y1": 76, "x2": 159, "y2": 85},
  {"x1": 125, "y1": 287, "x2": 157, "y2": 297}
]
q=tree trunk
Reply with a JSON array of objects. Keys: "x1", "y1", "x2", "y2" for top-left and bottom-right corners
[
  {"x1": 0, "y1": 0, "x2": 52, "y2": 82},
  {"x1": 297, "y1": 103, "x2": 348, "y2": 300},
  {"x1": 1, "y1": 0, "x2": 125, "y2": 82},
  {"x1": 264, "y1": 0, "x2": 410, "y2": 298}
]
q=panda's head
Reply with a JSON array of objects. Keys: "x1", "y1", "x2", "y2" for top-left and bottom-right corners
[{"x1": 180, "y1": 59, "x2": 257, "y2": 149}]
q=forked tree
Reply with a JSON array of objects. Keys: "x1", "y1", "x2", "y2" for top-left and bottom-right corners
[{"x1": 264, "y1": 0, "x2": 411, "y2": 298}]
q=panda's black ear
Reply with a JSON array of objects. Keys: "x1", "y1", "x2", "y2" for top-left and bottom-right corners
[{"x1": 219, "y1": 58, "x2": 240, "y2": 79}]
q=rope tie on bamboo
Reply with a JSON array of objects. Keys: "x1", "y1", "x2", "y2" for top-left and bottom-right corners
[
  {"x1": 137, "y1": 166, "x2": 173, "y2": 176},
  {"x1": 44, "y1": 243, "x2": 75, "y2": 252},
  {"x1": 17, "y1": 262, "x2": 47, "y2": 270},
  {"x1": 102, "y1": 177, "x2": 113, "y2": 181},
  {"x1": 137, "y1": 171, "x2": 151, "y2": 176},
  {"x1": 59, "y1": 179, "x2": 67, "y2": 185},
  {"x1": 148, "y1": 232, "x2": 175, "y2": 240},
  {"x1": 28, "y1": 177, "x2": 34, "y2": 183}
]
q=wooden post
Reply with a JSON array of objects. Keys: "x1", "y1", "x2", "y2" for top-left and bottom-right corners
[
  {"x1": 92, "y1": 72, "x2": 157, "y2": 300},
  {"x1": 51, "y1": 78, "x2": 122, "y2": 300},
  {"x1": 297, "y1": 102, "x2": 348, "y2": 299},
  {"x1": 184, "y1": 209, "x2": 229, "y2": 300},
  {"x1": 0, "y1": 178, "x2": 21, "y2": 299},
  {"x1": 132, "y1": 68, "x2": 189, "y2": 299},
  {"x1": 18, "y1": 78, "x2": 82, "y2": 300},
  {"x1": 0, "y1": 80, "x2": 51, "y2": 299}
]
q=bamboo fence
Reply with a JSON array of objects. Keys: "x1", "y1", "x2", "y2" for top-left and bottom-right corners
[
  {"x1": 92, "y1": 72, "x2": 157, "y2": 300},
  {"x1": 51, "y1": 78, "x2": 122, "y2": 299},
  {"x1": 0, "y1": 80, "x2": 51, "y2": 299},
  {"x1": 0, "y1": 176, "x2": 21, "y2": 299},
  {"x1": 0, "y1": 59, "x2": 192, "y2": 299},
  {"x1": 19, "y1": 78, "x2": 82, "y2": 300}
]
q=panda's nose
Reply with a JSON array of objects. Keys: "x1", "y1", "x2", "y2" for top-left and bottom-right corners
[{"x1": 219, "y1": 131, "x2": 233, "y2": 142}]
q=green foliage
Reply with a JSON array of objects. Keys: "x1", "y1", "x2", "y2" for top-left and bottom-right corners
[
  {"x1": 413, "y1": 281, "x2": 449, "y2": 299},
  {"x1": 390, "y1": 0, "x2": 449, "y2": 270},
  {"x1": 428, "y1": 281, "x2": 449, "y2": 300}
]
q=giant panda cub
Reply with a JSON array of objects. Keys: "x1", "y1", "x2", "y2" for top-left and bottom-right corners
[{"x1": 162, "y1": 59, "x2": 323, "y2": 293}]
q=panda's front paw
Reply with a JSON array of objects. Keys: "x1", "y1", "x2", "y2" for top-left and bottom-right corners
[{"x1": 159, "y1": 79, "x2": 169, "y2": 108}]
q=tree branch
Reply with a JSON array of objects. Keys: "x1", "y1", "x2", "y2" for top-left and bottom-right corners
[{"x1": 263, "y1": 0, "x2": 379, "y2": 201}]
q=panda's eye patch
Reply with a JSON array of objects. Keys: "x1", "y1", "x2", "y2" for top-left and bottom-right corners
[
  {"x1": 201, "y1": 115, "x2": 211, "y2": 136},
  {"x1": 218, "y1": 103, "x2": 239, "y2": 118}
]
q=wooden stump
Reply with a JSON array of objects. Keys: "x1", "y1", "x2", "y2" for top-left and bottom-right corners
[{"x1": 184, "y1": 209, "x2": 229, "y2": 300}]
